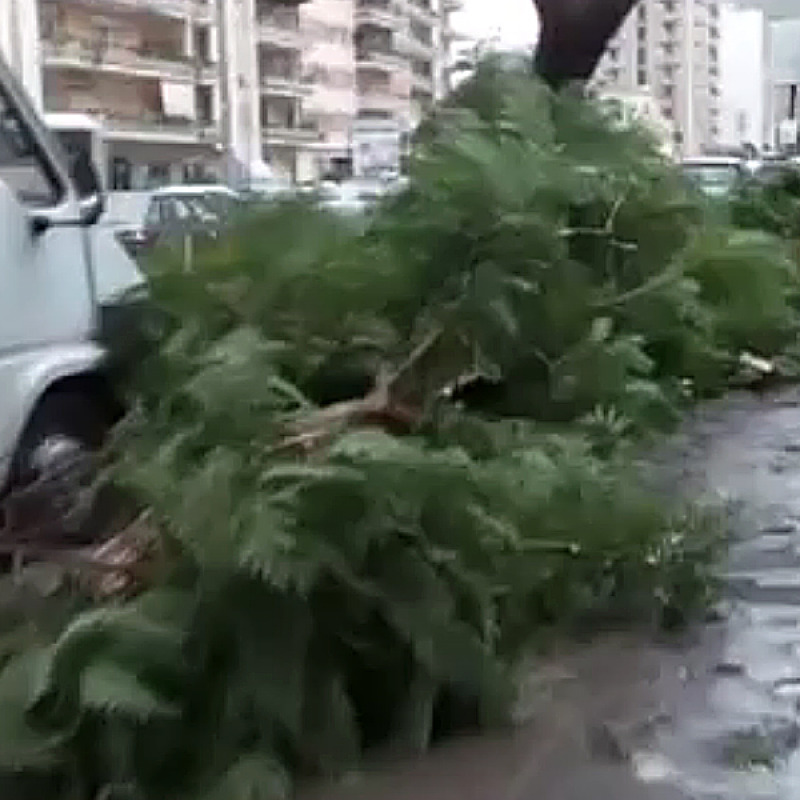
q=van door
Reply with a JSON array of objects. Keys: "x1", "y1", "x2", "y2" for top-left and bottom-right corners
[
  {"x1": 0, "y1": 83, "x2": 95, "y2": 471},
  {"x1": 0, "y1": 86, "x2": 93, "y2": 350}
]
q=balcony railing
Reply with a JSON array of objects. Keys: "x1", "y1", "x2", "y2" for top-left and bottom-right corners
[
  {"x1": 396, "y1": 32, "x2": 434, "y2": 59},
  {"x1": 358, "y1": 91, "x2": 404, "y2": 114},
  {"x1": 355, "y1": 0, "x2": 399, "y2": 29},
  {"x1": 45, "y1": 102, "x2": 219, "y2": 141},
  {"x1": 43, "y1": 38, "x2": 195, "y2": 80},
  {"x1": 106, "y1": 117, "x2": 219, "y2": 142},
  {"x1": 262, "y1": 122, "x2": 320, "y2": 146},
  {"x1": 407, "y1": 0, "x2": 436, "y2": 21},
  {"x1": 260, "y1": 74, "x2": 313, "y2": 97},
  {"x1": 257, "y1": 9, "x2": 304, "y2": 49},
  {"x1": 411, "y1": 70, "x2": 434, "y2": 92},
  {"x1": 355, "y1": 47, "x2": 402, "y2": 71},
  {"x1": 56, "y1": 0, "x2": 212, "y2": 20}
]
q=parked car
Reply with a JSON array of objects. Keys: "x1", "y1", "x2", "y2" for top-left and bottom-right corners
[
  {"x1": 122, "y1": 185, "x2": 241, "y2": 255},
  {"x1": 316, "y1": 177, "x2": 398, "y2": 216},
  {"x1": 680, "y1": 156, "x2": 748, "y2": 198}
]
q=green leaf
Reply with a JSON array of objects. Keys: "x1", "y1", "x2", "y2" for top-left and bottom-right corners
[
  {"x1": 80, "y1": 661, "x2": 179, "y2": 719},
  {"x1": 0, "y1": 649, "x2": 73, "y2": 769},
  {"x1": 589, "y1": 316, "x2": 613, "y2": 343}
]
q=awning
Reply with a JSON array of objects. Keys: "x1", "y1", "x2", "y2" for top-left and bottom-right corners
[{"x1": 160, "y1": 81, "x2": 196, "y2": 120}]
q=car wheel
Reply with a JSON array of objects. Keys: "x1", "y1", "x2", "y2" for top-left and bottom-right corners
[{"x1": 7, "y1": 391, "x2": 112, "y2": 546}]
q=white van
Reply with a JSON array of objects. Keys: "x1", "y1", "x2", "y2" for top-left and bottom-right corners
[{"x1": 0, "y1": 55, "x2": 145, "y2": 519}]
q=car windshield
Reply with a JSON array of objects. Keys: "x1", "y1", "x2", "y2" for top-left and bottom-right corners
[
  {"x1": 681, "y1": 164, "x2": 741, "y2": 195},
  {"x1": 145, "y1": 194, "x2": 221, "y2": 230}
]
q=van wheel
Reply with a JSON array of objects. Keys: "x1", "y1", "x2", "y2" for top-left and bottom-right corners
[{"x1": 8, "y1": 391, "x2": 111, "y2": 546}]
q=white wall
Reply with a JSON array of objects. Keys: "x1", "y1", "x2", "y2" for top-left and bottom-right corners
[{"x1": 719, "y1": 5, "x2": 767, "y2": 148}]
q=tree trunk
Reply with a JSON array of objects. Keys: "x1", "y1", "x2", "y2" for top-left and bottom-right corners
[{"x1": 532, "y1": 0, "x2": 642, "y2": 88}]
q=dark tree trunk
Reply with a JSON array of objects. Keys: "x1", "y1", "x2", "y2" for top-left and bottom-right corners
[{"x1": 532, "y1": 0, "x2": 642, "y2": 88}]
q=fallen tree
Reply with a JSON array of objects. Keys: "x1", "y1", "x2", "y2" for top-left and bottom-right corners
[{"x1": 0, "y1": 56, "x2": 798, "y2": 800}]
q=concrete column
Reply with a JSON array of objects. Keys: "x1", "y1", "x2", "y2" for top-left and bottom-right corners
[{"x1": 184, "y1": 14, "x2": 195, "y2": 59}]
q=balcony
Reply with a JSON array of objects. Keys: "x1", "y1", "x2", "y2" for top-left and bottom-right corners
[
  {"x1": 356, "y1": 0, "x2": 399, "y2": 30},
  {"x1": 356, "y1": 47, "x2": 402, "y2": 73},
  {"x1": 358, "y1": 90, "x2": 404, "y2": 115},
  {"x1": 105, "y1": 116, "x2": 219, "y2": 144},
  {"x1": 406, "y1": 0, "x2": 436, "y2": 22},
  {"x1": 397, "y1": 32, "x2": 434, "y2": 59},
  {"x1": 257, "y1": 9, "x2": 304, "y2": 50},
  {"x1": 54, "y1": 0, "x2": 213, "y2": 21},
  {"x1": 262, "y1": 122, "x2": 320, "y2": 147},
  {"x1": 45, "y1": 100, "x2": 218, "y2": 143},
  {"x1": 260, "y1": 74, "x2": 313, "y2": 98},
  {"x1": 42, "y1": 38, "x2": 195, "y2": 81},
  {"x1": 411, "y1": 70, "x2": 434, "y2": 93}
]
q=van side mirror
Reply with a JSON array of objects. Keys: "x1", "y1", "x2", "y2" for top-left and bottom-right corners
[
  {"x1": 29, "y1": 149, "x2": 105, "y2": 234},
  {"x1": 70, "y1": 148, "x2": 104, "y2": 225}
]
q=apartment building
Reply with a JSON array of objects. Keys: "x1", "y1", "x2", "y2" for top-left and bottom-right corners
[
  {"x1": 767, "y1": 14, "x2": 800, "y2": 151},
  {"x1": 0, "y1": 0, "x2": 452, "y2": 186},
  {"x1": 593, "y1": 0, "x2": 723, "y2": 157},
  {"x1": 300, "y1": 0, "x2": 356, "y2": 177},
  {"x1": 37, "y1": 0, "x2": 222, "y2": 188},
  {"x1": 726, "y1": 0, "x2": 800, "y2": 151}
]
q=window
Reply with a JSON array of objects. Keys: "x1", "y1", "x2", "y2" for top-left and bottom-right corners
[
  {"x1": 111, "y1": 156, "x2": 132, "y2": 191},
  {"x1": 0, "y1": 87, "x2": 59, "y2": 208},
  {"x1": 196, "y1": 85, "x2": 214, "y2": 125}
]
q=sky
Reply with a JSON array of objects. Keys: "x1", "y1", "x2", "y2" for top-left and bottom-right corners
[{"x1": 451, "y1": 0, "x2": 540, "y2": 51}]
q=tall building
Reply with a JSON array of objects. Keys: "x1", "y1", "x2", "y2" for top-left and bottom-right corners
[
  {"x1": 348, "y1": 0, "x2": 445, "y2": 177},
  {"x1": 718, "y1": 6, "x2": 766, "y2": 150},
  {"x1": 302, "y1": 0, "x2": 357, "y2": 178},
  {"x1": 593, "y1": 0, "x2": 723, "y2": 157},
  {"x1": 38, "y1": 0, "x2": 222, "y2": 188},
  {"x1": 0, "y1": 0, "x2": 452, "y2": 187},
  {"x1": 718, "y1": 0, "x2": 800, "y2": 151},
  {"x1": 767, "y1": 15, "x2": 800, "y2": 151}
]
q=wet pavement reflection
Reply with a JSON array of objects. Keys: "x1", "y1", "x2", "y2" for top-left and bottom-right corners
[{"x1": 642, "y1": 389, "x2": 800, "y2": 799}]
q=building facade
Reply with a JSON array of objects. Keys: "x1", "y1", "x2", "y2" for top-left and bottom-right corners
[
  {"x1": 593, "y1": 0, "x2": 722, "y2": 157},
  {"x1": 718, "y1": 6, "x2": 767, "y2": 150},
  {"x1": 37, "y1": 0, "x2": 222, "y2": 189},
  {"x1": 0, "y1": 0, "x2": 452, "y2": 187},
  {"x1": 767, "y1": 15, "x2": 800, "y2": 152}
]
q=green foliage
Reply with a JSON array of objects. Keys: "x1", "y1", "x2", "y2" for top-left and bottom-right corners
[
  {"x1": 0, "y1": 58, "x2": 790, "y2": 799},
  {"x1": 731, "y1": 167, "x2": 800, "y2": 242}
]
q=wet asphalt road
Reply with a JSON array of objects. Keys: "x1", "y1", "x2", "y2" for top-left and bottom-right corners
[{"x1": 639, "y1": 388, "x2": 800, "y2": 799}]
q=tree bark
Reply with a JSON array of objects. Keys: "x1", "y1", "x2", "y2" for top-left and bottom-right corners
[{"x1": 532, "y1": 0, "x2": 642, "y2": 88}]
